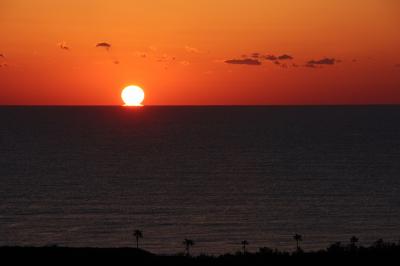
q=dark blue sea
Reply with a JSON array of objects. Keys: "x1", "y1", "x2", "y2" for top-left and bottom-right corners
[{"x1": 1, "y1": 106, "x2": 400, "y2": 254}]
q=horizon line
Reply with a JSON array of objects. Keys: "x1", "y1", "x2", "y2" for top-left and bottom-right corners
[{"x1": 1, "y1": 104, "x2": 400, "y2": 107}]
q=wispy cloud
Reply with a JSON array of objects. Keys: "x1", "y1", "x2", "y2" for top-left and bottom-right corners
[
  {"x1": 157, "y1": 54, "x2": 176, "y2": 62},
  {"x1": 180, "y1": 60, "x2": 190, "y2": 66},
  {"x1": 134, "y1": 47, "x2": 180, "y2": 70},
  {"x1": 225, "y1": 58, "x2": 262, "y2": 65},
  {"x1": 307, "y1": 58, "x2": 336, "y2": 65},
  {"x1": 305, "y1": 63, "x2": 317, "y2": 68},
  {"x1": 185, "y1": 45, "x2": 201, "y2": 53},
  {"x1": 148, "y1": 45, "x2": 158, "y2": 52},
  {"x1": 58, "y1": 41, "x2": 69, "y2": 51},
  {"x1": 134, "y1": 51, "x2": 148, "y2": 58},
  {"x1": 156, "y1": 54, "x2": 177, "y2": 70},
  {"x1": 213, "y1": 59, "x2": 226, "y2": 63}
]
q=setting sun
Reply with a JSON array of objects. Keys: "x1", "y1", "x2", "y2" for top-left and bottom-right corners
[{"x1": 121, "y1": 85, "x2": 145, "y2": 106}]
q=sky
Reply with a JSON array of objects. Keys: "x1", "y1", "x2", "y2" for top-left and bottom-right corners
[{"x1": 1, "y1": 0, "x2": 400, "y2": 105}]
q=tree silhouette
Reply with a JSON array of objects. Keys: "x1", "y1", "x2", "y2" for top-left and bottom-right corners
[
  {"x1": 350, "y1": 236, "x2": 359, "y2": 248},
  {"x1": 293, "y1": 234, "x2": 303, "y2": 250},
  {"x1": 133, "y1": 230, "x2": 143, "y2": 249},
  {"x1": 183, "y1": 239, "x2": 194, "y2": 256},
  {"x1": 241, "y1": 240, "x2": 249, "y2": 254},
  {"x1": 373, "y1": 238, "x2": 384, "y2": 248}
]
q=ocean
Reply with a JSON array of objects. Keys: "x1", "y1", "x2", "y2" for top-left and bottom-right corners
[{"x1": 1, "y1": 106, "x2": 400, "y2": 254}]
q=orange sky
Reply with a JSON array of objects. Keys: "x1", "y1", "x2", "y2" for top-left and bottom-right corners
[{"x1": 1, "y1": 0, "x2": 400, "y2": 105}]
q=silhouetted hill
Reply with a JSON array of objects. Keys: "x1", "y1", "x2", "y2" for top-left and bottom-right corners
[
  {"x1": 1, "y1": 242, "x2": 400, "y2": 265},
  {"x1": 0, "y1": 247, "x2": 155, "y2": 264}
]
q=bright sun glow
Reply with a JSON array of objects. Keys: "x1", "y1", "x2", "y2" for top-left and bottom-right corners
[{"x1": 121, "y1": 85, "x2": 145, "y2": 106}]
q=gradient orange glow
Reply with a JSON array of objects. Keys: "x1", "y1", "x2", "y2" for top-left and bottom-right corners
[{"x1": 1, "y1": 0, "x2": 400, "y2": 105}]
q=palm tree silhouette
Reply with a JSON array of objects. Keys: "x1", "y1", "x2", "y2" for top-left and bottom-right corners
[
  {"x1": 183, "y1": 239, "x2": 194, "y2": 256},
  {"x1": 133, "y1": 230, "x2": 143, "y2": 249},
  {"x1": 241, "y1": 240, "x2": 249, "y2": 254},
  {"x1": 293, "y1": 234, "x2": 303, "y2": 250}
]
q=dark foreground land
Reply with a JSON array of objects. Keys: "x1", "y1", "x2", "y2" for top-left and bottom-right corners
[{"x1": 2, "y1": 241, "x2": 400, "y2": 265}]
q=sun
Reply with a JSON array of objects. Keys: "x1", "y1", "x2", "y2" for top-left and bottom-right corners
[{"x1": 121, "y1": 85, "x2": 145, "y2": 106}]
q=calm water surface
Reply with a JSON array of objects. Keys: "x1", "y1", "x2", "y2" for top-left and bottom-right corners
[{"x1": 1, "y1": 106, "x2": 400, "y2": 254}]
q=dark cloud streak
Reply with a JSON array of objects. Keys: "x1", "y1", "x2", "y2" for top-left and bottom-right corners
[
  {"x1": 278, "y1": 54, "x2": 293, "y2": 60},
  {"x1": 96, "y1": 42, "x2": 111, "y2": 50},
  {"x1": 264, "y1": 55, "x2": 278, "y2": 61},
  {"x1": 307, "y1": 58, "x2": 336, "y2": 65},
  {"x1": 262, "y1": 54, "x2": 293, "y2": 61},
  {"x1": 225, "y1": 58, "x2": 262, "y2": 65}
]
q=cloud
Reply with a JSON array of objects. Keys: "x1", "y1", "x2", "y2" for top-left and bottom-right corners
[
  {"x1": 224, "y1": 52, "x2": 298, "y2": 68},
  {"x1": 156, "y1": 54, "x2": 177, "y2": 70},
  {"x1": 149, "y1": 45, "x2": 158, "y2": 52},
  {"x1": 180, "y1": 60, "x2": 190, "y2": 66},
  {"x1": 225, "y1": 58, "x2": 262, "y2": 65},
  {"x1": 157, "y1": 54, "x2": 175, "y2": 62},
  {"x1": 307, "y1": 58, "x2": 336, "y2": 65},
  {"x1": 305, "y1": 64, "x2": 318, "y2": 68},
  {"x1": 0, "y1": 54, "x2": 7, "y2": 67},
  {"x1": 135, "y1": 51, "x2": 148, "y2": 58},
  {"x1": 263, "y1": 55, "x2": 278, "y2": 61},
  {"x1": 185, "y1": 45, "x2": 201, "y2": 53},
  {"x1": 58, "y1": 41, "x2": 69, "y2": 51},
  {"x1": 96, "y1": 42, "x2": 111, "y2": 50},
  {"x1": 277, "y1": 54, "x2": 293, "y2": 60},
  {"x1": 261, "y1": 54, "x2": 293, "y2": 61}
]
